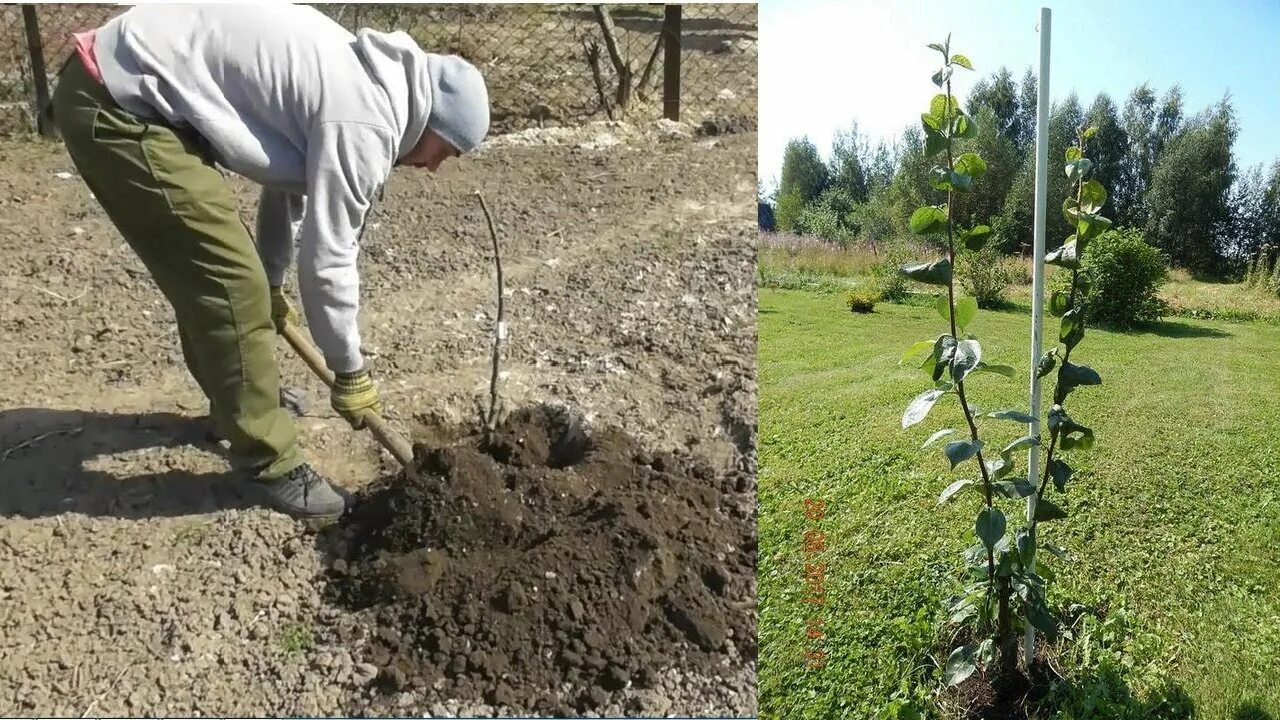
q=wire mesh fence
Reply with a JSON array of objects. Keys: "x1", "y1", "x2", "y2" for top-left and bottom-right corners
[{"x1": 0, "y1": 3, "x2": 756, "y2": 136}]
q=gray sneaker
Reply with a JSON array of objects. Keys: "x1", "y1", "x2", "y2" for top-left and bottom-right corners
[{"x1": 256, "y1": 463, "x2": 346, "y2": 520}]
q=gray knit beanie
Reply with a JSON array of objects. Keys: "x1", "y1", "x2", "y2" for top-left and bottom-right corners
[{"x1": 424, "y1": 54, "x2": 490, "y2": 153}]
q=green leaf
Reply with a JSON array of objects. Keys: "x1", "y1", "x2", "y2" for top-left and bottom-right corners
[
  {"x1": 972, "y1": 363, "x2": 1014, "y2": 378},
  {"x1": 927, "y1": 42, "x2": 947, "y2": 56},
  {"x1": 928, "y1": 165, "x2": 952, "y2": 192},
  {"x1": 1080, "y1": 180, "x2": 1107, "y2": 213},
  {"x1": 1065, "y1": 157, "x2": 1094, "y2": 182},
  {"x1": 995, "y1": 546, "x2": 1016, "y2": 577},
  {"x1": 950, "y1": 53, "x2": 974, "y2": 70},
  {"x1": 1026, "y1": 601, "x2": 1059, "y2": 640},
  {"x1": 976, "y1": 507, "x2": 1006, "y2": 550},
  {"x1": 930, "y1": 94, "x2": 959, "y2": 124},
  {"x1": 923, "y1": 428, "x2": 957, "y2": 448},
  {"x1": 993, "y1": 479, "x2": 1036, "y2": 499},
  {"x1": 1078, "y1": 212, "x2": 1113, "y2": 240},
  {"x1": 902, "y1": 388, "x2": 946, "y2": 429},
  {"x1": 1059, "y1": 362, "x2": 1102, "y2": 390},
  {"x1": 953, "y1": 152, "x2": 987, "y2": 180},
  {"x1": 908, "y1": 206, "x2": 949, "y2": 236},
  {"x1": 1048, "y1": 290, "x2": 1070, "y2": 317},
  {"x1": 954, "y1": 113, "x2": 978, "y2": 139},
  {"x1": 901, "y1": 258, "x2": 952, "y2": 285},
  {"x1": 901, "y1": 339, "x2": 935, "y2": 365},
  {"x1": 924, "y1": 126, "x2": 948, "y2": 157},
  {"x1": 1045, "y1": 240, "x2": 1080, "y2": 270},
  {"x1": 944, "y1": 644, "x2": 978, "y2": 686},
  {"x1": 1034, "y1": 498, "x2": 1068, "y2": 522},
  {"x1": 975, "y1": 638, "x2": 995, "y2": 667},
  {"x1": 944, "y1": 439, "x2": 983, "y2": 470},
  {"x1": 1060, "y1": 424, "x2": 1095, "y2": 451},
  {"x1": 939, "y1": 477, "x2": 973, "y2": 504},
  {"x1": 1036, "y1": 348, "x2": 1059, "y2": 379},
  {"x1": 986, "y1": 409, "x2": 1036, "y2": 423},
  {"x1": 951, "y1": 338, "x2": 982, "y2": 382},
  {"x1": 932, "y1": 334, "x2": 958, "y2": 369},
  {"x1": 962, "y1": 225, "x2": 992, "y2": 251},
  {"x1": 985, "y1": 456, "x2": 1013, "y2": 480},
  {"x1": 1016, "y1": 528, "x2": 1034, "y2": 565},
  {"x1": 1060, "y1": 308, "x2": 1085, "y2": 349},
  {"x1": 1063, "y1": 197, "x2": 1082, "y2": 225},
  {"x1": 921, "y1": 112, "x2": 942, "y2": 133},
  {"x1": 1049, "y1": 458, "x2": 1072, "y2": 492},
  {"x1": 1046, "y1": 404, "x2": 1067, "y2": 432},
  {"x1": 1083, "y1": 125, "x2": 1098, "y2": 140},
  {"x1": 948, "y1": 594, "x2": 978, "y2": 625},
  {"x1": 1065, "y1": 146, "x2": 1082, "y2": 162},
  {"x1": 1002, "y1": 435, "x2": 1040, "y2": 456},
  {"x1": 936, "y1": 295, "x2": 979, "y2": 332}
]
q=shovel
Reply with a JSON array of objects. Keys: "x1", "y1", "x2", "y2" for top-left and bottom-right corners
[{"x1": 279, "y1": 321, "x2": 418, "y2": 480}]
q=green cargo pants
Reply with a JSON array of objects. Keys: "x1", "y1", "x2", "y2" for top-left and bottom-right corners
[{"x1": 51, "y1": 54, "x2": 304, "y2": 481}]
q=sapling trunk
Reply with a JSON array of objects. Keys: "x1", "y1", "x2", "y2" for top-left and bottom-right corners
[
  {"x1": 898, "y1": 38, "x2": 1020, "y2": 687},
  {"x1": 943, "y1": 72, "x2": 997, "y2": 606}
]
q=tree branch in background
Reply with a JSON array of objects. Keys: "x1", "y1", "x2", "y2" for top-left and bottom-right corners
[
  {"x1": 637, "y1": 34, "x2": 665, "y2": 102},
  {"x1": 582, "y1": 37, "x2": 616, "y2": 120},
  {"x1": 591, "y1": 4, "x2": 633, "y2": 110}
]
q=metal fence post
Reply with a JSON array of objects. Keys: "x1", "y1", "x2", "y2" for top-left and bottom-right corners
[
  {"x1": 662, "y1": 4, "x2": 681, "y2": 121},
  {"x1": 21, "y1": 5, "x2": 53, "y2": 137}
]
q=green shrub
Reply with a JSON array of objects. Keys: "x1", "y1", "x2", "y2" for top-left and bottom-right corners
[
  {"x1": 1050, "y1": 228, "x2": 1168, "y2": 328},
  {"x1": 956, "y1": 244, "x2": 1019, "y2": 309},
  {"x1": 870, "y1": 245, "x2": 915, "y2": 302},
  {"x1": 844, "y1": 289, "x2": 878, "y2": 313}
]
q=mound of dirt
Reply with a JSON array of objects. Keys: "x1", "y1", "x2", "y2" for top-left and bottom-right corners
[{"x1": 323, "y1": 405, "x2": 757, "y2": 714}]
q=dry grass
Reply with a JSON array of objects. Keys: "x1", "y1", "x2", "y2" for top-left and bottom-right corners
[
  {"x1": 759, "y1": 232, "x2": 929, "y2": 278},
  {"x1": 759, "y1": 234, "x2": 1280, "y2": 323}
]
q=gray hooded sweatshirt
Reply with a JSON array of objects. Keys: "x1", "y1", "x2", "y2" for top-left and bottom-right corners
[{"x1": 91, "y1": 3, "x2": 489, "y2": 373}]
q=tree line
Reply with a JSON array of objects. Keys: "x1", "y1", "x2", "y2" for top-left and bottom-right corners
[{"x1": 761, "y1": 66, "x2": 1280, "y2": 277}]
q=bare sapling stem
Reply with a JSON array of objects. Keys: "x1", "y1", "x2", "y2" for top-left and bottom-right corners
[{"x1": 475, "y1": 192, "x2": 505, "y2": 442}]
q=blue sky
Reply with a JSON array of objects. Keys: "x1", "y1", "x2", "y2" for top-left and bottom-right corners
[{"x1": 759, "y1": 0, "x2": 1280, "y2": 192}]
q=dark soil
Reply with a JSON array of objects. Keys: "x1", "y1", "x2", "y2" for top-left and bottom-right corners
[
  {"x1": 324, "y1": 404, "x2": 757, "y2": 715},
  {"x1": 953, "y1": 656, "x2": 1055, "y2": 719}
]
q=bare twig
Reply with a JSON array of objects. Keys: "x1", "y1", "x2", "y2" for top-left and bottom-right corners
[
  {"x1": 80, "y1": 665, "x2": 130, "y2": 718},
  {"x1": 1, "y1": 426, "x2": 83, "y2": 462},
  {"x1": 33, "y1": 285, "x2": 86, "y2": 303},
  {"x1": 591, "y1": 5, "x2": 633, "y2": 109},
  {"x1": 592, "y1": 5, "x2": 628, "y2": 74},
  {"x1": 637, "y1": 35, "x2": 665, "y2": 102},
  {"x1": 582, "y1": 38, "x2": 615, "y2": 120},
  {"x1": 474, "y1": 192, "x2": 505, "y2": 440}
]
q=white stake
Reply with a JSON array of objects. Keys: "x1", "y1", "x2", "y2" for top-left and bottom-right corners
[{"x1": 1025, "y1": 6, "x2": 1052, "y2": 666}]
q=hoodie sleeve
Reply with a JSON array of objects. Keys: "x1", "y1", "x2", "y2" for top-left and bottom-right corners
[
  {"x1": 255, "y1": 188, "x2": 305, "y2": 286},
  {"x1": 296, "y1": 120, "x2": 394, "y2": 374}
]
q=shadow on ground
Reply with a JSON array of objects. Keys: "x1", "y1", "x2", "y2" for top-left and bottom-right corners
[
  {"x1": 0, "y1": 407, "x2": 255, "y2": 519},
  {"x1": 1144, "y1": 319, "x2": 1233, "y2": 339},
  {"x1": 1235, "y1": 701, "x2": 1277, "y2": 720}
]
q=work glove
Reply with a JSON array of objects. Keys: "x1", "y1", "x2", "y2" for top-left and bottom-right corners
[
  {"x1": 331, "y1": 368, "x2": 383, "y2": 429},
  {"x1": 269, "y1": 285, "x2": 299, "y2": 334}
]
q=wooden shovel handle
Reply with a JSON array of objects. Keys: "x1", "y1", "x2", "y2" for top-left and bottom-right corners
[{"x1": 280, "y1": 322, "x2": 415, "y2": 471}]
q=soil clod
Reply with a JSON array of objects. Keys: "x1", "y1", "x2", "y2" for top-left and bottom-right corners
[{"x1": 325, "y1": 404, "x2": 756, "y2": 713}]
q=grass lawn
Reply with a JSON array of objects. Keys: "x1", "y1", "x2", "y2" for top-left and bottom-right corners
[{"x1": 759, "y1": 288, "x2": 1280, "y2": 719}]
